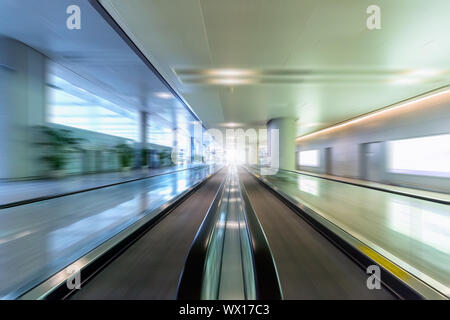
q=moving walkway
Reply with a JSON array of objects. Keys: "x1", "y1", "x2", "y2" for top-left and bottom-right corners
[
  {"x1": 20, "y1": 165, "x2": 434, "y2": 300},
  {"x1": 178, "y1": 166, "x2": 400, "y2": 300},
  {"x1": 20, "y1": 167, "x2": 226, "y2": 299}
]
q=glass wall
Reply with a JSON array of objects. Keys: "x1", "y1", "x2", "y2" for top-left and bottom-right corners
[
  {"x1": 47, "y1": 74, "x2": 138, "y2": 141},
  {"x1": 174, "y1": 127, "x2": 192, "y2": 164},
  {"x1": 148, "y1": 122, "x2": 173, "y2": 147}
]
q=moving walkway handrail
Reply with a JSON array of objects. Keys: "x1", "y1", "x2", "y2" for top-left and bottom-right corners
[
  {"x1": 176, "y1": 172, "x2": 228, "y2": 299},
  {"x1": 250, "y1": 165, "x2": 449, "y2": 205},
  {"x1": 238, "y1": 177, "x2": 283, "y2": 300},
  {"x1": 176, "y1": 167, "x2": 283, "y2": 300}
]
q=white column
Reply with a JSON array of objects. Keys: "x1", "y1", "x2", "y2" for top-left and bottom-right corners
[
  {"x1": 139, "y1": 111, "x2": 148, "y2": 147},
  {"x1": 0, "y1": 37, "x2": 46, "y2": 179},
  {"x1": 267, "y1": 117, "x2": 296, "y2": 171}
]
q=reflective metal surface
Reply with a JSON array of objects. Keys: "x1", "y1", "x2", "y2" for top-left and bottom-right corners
[
  {"x1": 218, "y1": 166, "x2": 255, "y2": 300},
  {"x1": 201, "y1": 166, "x2": 255, "y2": 300}
]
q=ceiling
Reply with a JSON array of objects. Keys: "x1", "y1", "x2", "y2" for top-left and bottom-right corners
[{"x1": 100, "y1": 0, "x2": 450, "y2": 136}]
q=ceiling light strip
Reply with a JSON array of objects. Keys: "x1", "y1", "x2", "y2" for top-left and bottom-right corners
[{"x1": 296, "y1": 86, "x2": 450, "y2": 142}]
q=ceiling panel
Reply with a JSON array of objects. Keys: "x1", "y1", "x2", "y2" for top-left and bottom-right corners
[{"x1": 100, "y1": 0, "x2": 450, "y2": 135}]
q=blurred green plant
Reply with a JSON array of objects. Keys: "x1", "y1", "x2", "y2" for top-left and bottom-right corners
[
  {"x1": 141, "y1": 148, "x2": 150, "y2": 167},
  {"x1": 116, "y1": 143, "x2": 134, "y2": 169},
  {"x1": 158, "y1": 149, "x2": 173, "y2": 166},
  {"x1": 36, "y1": 126, "x2": 84, "y2": 172}
]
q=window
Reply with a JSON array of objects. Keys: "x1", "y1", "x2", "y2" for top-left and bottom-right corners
[
  {"x1": 47, "y1": 75, "x2": 138, "y2": 141},
  {"x1": 148, "y1": 123, "x2": 173, "y2": 147},
  {"x1": 299, "y1": 149, "x2": 320, "y2": 167},
  {"x1": 174, "y1": 128, "x2": 192, "y2": 162},
  {"x1": 387, "y1": 134, "x2": 450, "y2": 177}
]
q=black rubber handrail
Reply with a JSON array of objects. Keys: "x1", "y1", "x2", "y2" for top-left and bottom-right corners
[
  {"x1": 0, "y1": 165, "x2": 210, "y2": 209},
  {"x1": 238, "y1": 177, "x2": 283, "y2": 300},
  {"x1": 177, "y1": 169, "x2": 283, "y2": 300},
  {"x1": 253, "y1": 166, "x2": 449, "y2": 205},
  {"x1": 176, "y1": 173, "x2": 228, "y2": 299}
]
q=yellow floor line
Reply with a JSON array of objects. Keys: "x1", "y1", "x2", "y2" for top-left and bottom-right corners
[{"x1": 359, "y1": 245, "x2": 410, "y2": 281}]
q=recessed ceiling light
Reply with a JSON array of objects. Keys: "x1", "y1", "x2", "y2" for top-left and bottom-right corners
[
  {"x1": 391, "y1": 69, "x2": 442, "y2": 85},
  {"x1": 391, "y1": 78, "x2": 420, "y2": 85},
  {"x1": 208, "y1": 78, "x2": 255, "y2": 85},
  {"x1": 221, "y1": 122, "x2": 242, "y2": 128},
  {"x1": 408, "y1": 69, "x2": 441, "y2": 78},
  {"x1": 155, "y1": 92, "x2": 173, "y2": 99},
  {"x1": 300, "y1": 122, "x2": 324, "y2": 128},
  {"x1": 205, "y1": 69, "x2": 257, "y2": 77}
]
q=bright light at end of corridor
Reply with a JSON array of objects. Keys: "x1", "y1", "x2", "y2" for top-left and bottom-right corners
[{"x1": 225, "y1": 147, "x2": 245, "y2": 165}]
